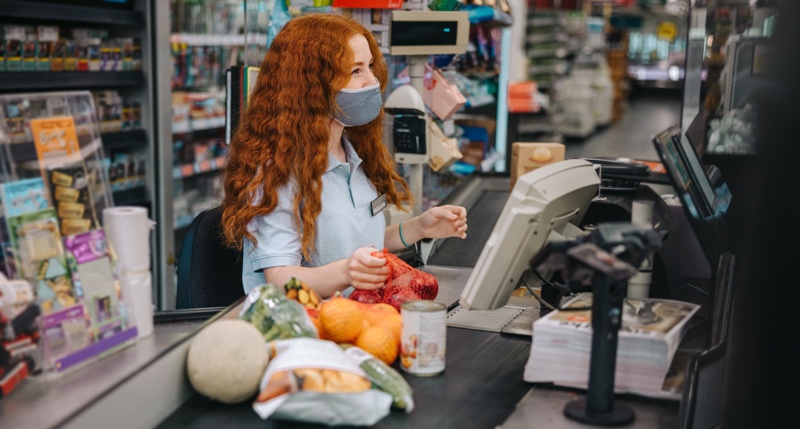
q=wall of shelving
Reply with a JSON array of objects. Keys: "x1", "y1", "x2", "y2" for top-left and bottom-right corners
[{"x1": 0, "y1": 0, "x2": 157, "y2": 283}]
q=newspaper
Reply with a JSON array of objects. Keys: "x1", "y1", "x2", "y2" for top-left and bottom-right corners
[{"x1": 523, "y1": 293, "x2": 700, "y2": 399}]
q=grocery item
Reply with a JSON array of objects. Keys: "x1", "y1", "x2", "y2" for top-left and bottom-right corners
[
  {"x1": 186, "y1": 319, "x2": 270, "y2": 404},
  {"x1": 400, "y1": 300, "x2": 447, "y2": 376},
  {"x1": 355, "y1": 326, "x2": 398, "y2": 366},
  {"x1": 240, "y1": 284, "x2": 319, "y2": 341},
  {"x1": 318, "y1": 297, "x2": 364, "y2": 343},
  {"x1": 342, "y1": 344, "x2": 415, "y2": 412},
  {"x1": 349, "y1": 249, "x2": 439, "y2": 312},
  {"x1": 284, "y1": 277, "x2": 322, "y2": 312},
  {"x1": 253, "y1": 338, "x2": 392, "y2": 425}
]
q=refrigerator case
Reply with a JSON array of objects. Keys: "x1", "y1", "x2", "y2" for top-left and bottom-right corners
[{"x1": 156, "y1": 0, "x2": 246, "y2": 309}]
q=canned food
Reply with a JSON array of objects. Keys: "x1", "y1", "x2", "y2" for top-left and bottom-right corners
[{"x1": 400, "y1": 300, "x2": 446, "y2": 376}]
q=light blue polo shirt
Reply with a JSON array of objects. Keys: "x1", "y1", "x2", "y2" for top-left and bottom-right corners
[{"x1": 242, "y1": 135, "x2": 386, "y2": 294}]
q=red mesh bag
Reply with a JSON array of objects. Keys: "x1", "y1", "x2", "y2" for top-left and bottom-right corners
[
  {"x1": 349, "y1": 249, "x2": 439, "y2": 312},
  {"x1": 348, "y1": 289, "x2": 384, "y2": 304}
]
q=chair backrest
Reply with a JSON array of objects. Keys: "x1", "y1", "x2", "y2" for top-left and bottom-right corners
[{"x1": 176, "y1": 206, "x2": 244, "y2": 309}]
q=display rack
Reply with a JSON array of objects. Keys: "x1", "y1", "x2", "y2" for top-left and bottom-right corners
[
  {"x1": 0, "y1": 72, "x2": 145, "y2": 92},
  {"x1": 0, "y1": 0, "x2": 157, "y2": 225},
  {"x1": 0, "y1": 0, "x2": 145, "y2": 27},
  {"x1": 0, "y1": 90, "x2": 139, "y2": 374}
]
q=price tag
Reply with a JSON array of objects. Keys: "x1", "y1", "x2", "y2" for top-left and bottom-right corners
[
  {"x1": 199, "y1": 160, "x2": 211, "y2": 172},
  {"x1": 181, "y1": 164, "x2": 194, "y2": 177}
]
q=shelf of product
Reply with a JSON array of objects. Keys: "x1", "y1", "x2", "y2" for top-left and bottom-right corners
[
  {"x1": 169, "y1": 33, "x2": 247, "y2": 46},
  {"x1": 0, "y1": 1, "x2": 157, "y2": 313},
  {"x1": 0, "y1": 0, "x2": 145, "y2": 27},
  {"x1": 6, "y1": 129, "x2": 146, "y2": 162},
  {"x1": 0, "y1": 71, "x2": 144, "y2": 92},
  {"x1": 172, "y1": 155, "x2": 227, "y2": 181}
]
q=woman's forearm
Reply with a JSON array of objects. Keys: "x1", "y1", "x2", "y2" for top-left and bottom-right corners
[
  {"x1": 263, "y1": 260, "x2": 351, "y2": 299},
  {"x1": 384, "y1": 216, "x2": 422, "y2": 253}
]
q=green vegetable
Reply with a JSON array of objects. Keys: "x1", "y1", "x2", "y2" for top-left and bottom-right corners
[
  {"x1": 341, "y1": 344, "x2": 414, "y2": 412},
  {"x1": 239, "y1": 283, "x2": 318, "y2": 341}
]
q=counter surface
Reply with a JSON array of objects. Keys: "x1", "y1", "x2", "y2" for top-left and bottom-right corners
[
  {"x1": 2, "y1": 176, "x2": 692, "y2": 429},
  {"x1": 0, "y1": 321, "x2": 199, "y2": 429}
]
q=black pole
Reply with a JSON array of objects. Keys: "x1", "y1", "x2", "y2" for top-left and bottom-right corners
[{"x1": 564, "y1": 276, "x2": 634, "y2": 426}]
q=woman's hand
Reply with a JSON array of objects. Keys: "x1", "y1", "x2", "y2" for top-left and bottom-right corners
[
  {"x1": 417, "y1": 205, "x2": 468, "y2": 240},
  {"x1": 347, "y1": 246, "x2": 389, "y2": 290}
]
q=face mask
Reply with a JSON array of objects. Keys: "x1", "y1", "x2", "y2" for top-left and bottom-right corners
[{"x1": 334, "y1": 81, "x2": 382, "y2": 127}]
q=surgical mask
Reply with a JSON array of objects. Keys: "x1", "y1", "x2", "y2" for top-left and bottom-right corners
[{"x1": 333, "y1": 82, "x2": 383, "y2": 127}]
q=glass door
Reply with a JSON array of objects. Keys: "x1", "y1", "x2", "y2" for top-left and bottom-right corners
[{"x1": 154, "y1": 0, "x2": 245, "y2": 309}]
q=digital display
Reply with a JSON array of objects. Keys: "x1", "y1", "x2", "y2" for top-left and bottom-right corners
[{"x1": 390, "y1": 21, "x2": 459, "y2": 47}]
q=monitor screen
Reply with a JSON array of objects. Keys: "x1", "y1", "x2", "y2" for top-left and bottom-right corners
[
  {"x1": 459, "y1": 159, "x2": 601, "y2": 311},
  {"x1": 652, "y1": 126, "x2": 729, "y2": 265}
]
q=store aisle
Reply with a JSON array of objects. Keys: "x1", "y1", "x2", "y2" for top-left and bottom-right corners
[{"x1": 563, "y1": 87, "x2": 684, "y2": 161}]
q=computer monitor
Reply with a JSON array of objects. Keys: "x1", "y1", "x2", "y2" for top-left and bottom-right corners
[
  {"x1": 459, "y1": 159, "x2": 601, "y2": 311},
  {"x1": 389, "y1": 11, "x2": 469, "y2": 56},
  {"x1": 652, "y1": 125, "x2": 730, "y2": 266}
]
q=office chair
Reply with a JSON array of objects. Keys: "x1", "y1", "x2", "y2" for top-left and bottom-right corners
[{"x1": 176, "y1": 206, "x2": 244, "y2": 309}]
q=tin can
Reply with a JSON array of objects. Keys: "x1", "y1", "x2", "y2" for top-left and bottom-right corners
[{"x1": 400, "y1": 300, "x2": 446, "y2": 376}]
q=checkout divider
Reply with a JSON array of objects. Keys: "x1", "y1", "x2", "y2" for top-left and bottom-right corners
[{"x1": 3, "y1": 175, "x2": 732, "y2": 429}]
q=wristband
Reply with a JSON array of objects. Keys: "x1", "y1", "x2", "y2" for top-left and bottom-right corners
[{"x1": 399, "y1": 221, "x2": 411, "y2": 248}]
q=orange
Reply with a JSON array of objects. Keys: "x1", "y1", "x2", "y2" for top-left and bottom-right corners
[
  {"x1": 309, "y1": 316, "x2": 323, "y2": 339},
  {"x1": 319, "y1": 298, "x2": 365, "y2": 343},
  {"x1": 356, "y1": 326, "x2": 399, "y2": 366},
  {"x1": 375, "y1": 313, "x2": 402, "y2": 344},
  {"x1": 364, "y1": 303, "x2": 399, "y2": 326}
]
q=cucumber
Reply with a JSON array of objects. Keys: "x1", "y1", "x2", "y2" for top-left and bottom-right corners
[{"x1": 341, "y1": 344, "x2": 415, "y2": 412}]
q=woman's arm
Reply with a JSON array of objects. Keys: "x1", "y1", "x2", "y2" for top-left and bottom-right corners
[
  {"x1": 383, "y1": 205, "x2": 468, "y2": 252},
  {"x1": 263, "y1": 247, "x2": 390, "y2": 299}
]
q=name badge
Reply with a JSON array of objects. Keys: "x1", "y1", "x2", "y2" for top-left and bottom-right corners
[{"x1": 370, "y1": 194, "x2": 387, "y2": 216}]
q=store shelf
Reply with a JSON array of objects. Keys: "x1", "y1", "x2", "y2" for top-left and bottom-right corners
[
  {"x1": 172, "y1": 117, "x2": 226, "y2": 134},
  {"x1": 102, "y1": 129, "x2": 148, "y2": 152},
  {"x1": 526, "y1": 33, "x2": 567, "y2": 44},
  {"x1": 172, "y1": 156, "x2": 227, "y2": 180},
  {"x1": 0, "y1": 0, "x2": 145, "y2": 27},
  {"x1": 112, "y1": 185, "x2": 149, "y2": 206},
  {"x1": 0, "y1": 71, "x2": 145, "y2": 93},
  {"x1": 6, "y1": 129, "x2": 148, "y2": 162},
  {"x1": 169, "y1": 34, "x2": 253, "y2": 46}
]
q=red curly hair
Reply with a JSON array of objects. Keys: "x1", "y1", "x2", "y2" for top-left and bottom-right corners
[{"x1": 221, "y1": 13, "x2": 412, "y2": 261}]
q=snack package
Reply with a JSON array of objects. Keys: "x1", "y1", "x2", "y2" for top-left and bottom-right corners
[
  {"x1": 349, "y1": 249, "x2": 439, "y2": 311},
  {"x1": 240, "y1": 283, "x2": 319, "y2": 342},
  {"x1": 253, "y1": 338, "x2": 393, "y2": 426}
]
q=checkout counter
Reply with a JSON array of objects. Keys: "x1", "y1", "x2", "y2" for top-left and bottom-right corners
[{"x1": 1, "y1": 175, "x2": 734, "y2": 429}]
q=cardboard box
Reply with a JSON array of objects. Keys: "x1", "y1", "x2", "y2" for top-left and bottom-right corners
[{"x1": 510, "y1": 142, "x2": 566, "y2": 191}]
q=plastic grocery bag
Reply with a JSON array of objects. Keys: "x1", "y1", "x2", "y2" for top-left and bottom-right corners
[
  {"x1": 240, "y1": 284, "x2": 319, "y2": 341},
  {"x1": 349, "y1": 249, "x2": 439, "y2": 311},
  {"x1": 252, "y1": 338, "x2": 392, "y2": 426}
]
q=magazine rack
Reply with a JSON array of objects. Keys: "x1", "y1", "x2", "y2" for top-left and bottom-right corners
[{"x1": 0, "y1": 91, "x2": 136, "y2": 373}]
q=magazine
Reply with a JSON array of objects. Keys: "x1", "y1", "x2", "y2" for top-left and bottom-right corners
[
  {"x1": 63, "y1": 229, "x2": 123, "y2": 339},
  {"x1": 5, "y1": 207, "x2": 76, "y2": 314},
  {"x1": 523, "y1": 293, "x2": 700, "y2": 399}
]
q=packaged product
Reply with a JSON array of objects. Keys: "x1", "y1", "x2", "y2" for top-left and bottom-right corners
[
  {"x1": 253, "y1": 337, "x2": 392, "y2": 425},
  {"x1": 240, "y1": 283, "x2": 319, "y2": 342}
]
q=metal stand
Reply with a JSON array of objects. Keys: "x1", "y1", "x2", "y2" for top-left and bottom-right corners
[
  {"x1": 404, "y1": 55, "x2": 429, "y2": 217},
  {"x1": 563, "y1": 275, "x2": 634, "y2": 426},
  {"x1": 529, "y1": 223, "x2": 663, "y2": 427}
]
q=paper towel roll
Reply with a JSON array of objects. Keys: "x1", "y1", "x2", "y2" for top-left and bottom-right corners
[
  {"x1": 103, "y1": 207, "x2": 155, "y2": 273},
  {"x1": 123, "y1": 271, "x2": 154, "y2": 338}
]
